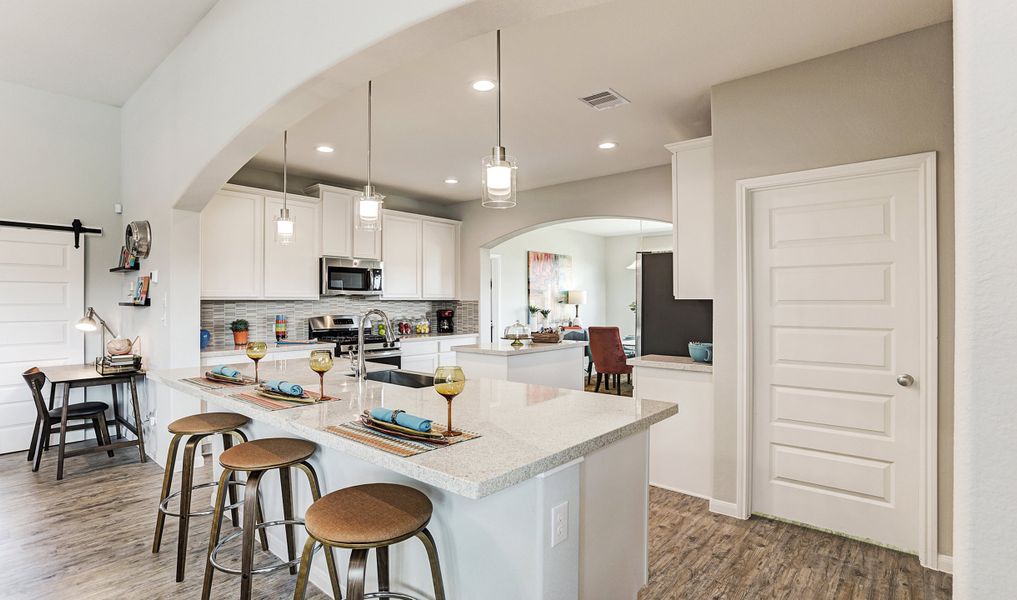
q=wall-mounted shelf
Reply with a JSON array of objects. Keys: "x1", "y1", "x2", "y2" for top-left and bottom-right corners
[
  {"x1": 110, "y1": 265, "x2": 140, "y2": 273},
  {"x1": 119, "y1": 299, "x2": 151, "y2": 307}
]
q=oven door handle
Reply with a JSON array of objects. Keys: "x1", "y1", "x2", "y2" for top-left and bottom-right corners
[{"x1": 363, "y1": 349, "x2": 402, "y2": 359}]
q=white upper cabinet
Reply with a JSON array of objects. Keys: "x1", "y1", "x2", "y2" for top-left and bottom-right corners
[
  {"x1": 315, "y1": 186, "x2": 354, "y2": 257},
  {"x1": 421, "y1": 219, "x2": 459, "y2": 299},
  {"x1": 201, "y1": 189, "x2": 264, "y2": 299},
  {"x1": 381, "y1": 211, "x2": 422, "y2": 299},
  {"x1": 666, "y1": 136, "x2": 714, "y2": 299},
  {"x1": 263, "y1": 195, "x2": 321, "y2": 299},
  {"x1": 352, "y1": 199, "x2": 383, "y2": 260}
]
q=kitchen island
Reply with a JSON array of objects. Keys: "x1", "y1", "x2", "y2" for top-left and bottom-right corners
[
  {"x1": 453, "y1": 340, "x2": 588, "y2": 390},
  {"x1": 150, "y1": 359, "x2": 675, "y2": 600}
]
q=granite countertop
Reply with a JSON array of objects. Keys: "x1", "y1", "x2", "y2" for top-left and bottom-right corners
[
  {"x1": 200, "y1": 341, "x2": 335, "y2": 358},
  {"x1": 455, "y1": 340, "x2": 589, "y2": 356},
  {"x1": 398, "y1": 332, "x2": 480, "y2": 342},
  {"x1": 149, "y1": 358, "x2": 676, "y2": 499},
  {"x1": 628, "y1": 354, "x2": 713, "y2": 373}
]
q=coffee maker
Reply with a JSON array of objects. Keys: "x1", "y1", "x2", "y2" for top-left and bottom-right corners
[{"x1": 437, "y1": 309, "x2": 454, "y2": 333}]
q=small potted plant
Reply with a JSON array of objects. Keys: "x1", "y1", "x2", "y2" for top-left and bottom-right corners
[
  {"x1": 528, "y1": 305, "x2": 541, "y2": 330},
  {"x1": 539, "y1": 308, "x2": 552, "y2": 330},
  {"x1": 230, "y1": 319, "x2": 249, "y2": 345}
]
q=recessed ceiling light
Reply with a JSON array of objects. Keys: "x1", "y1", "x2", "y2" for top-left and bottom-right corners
[
  {"x1": 598, "y1": 141, "x2": 618, "y2": 150},
  {"x1": 472, "y1": 80, "x2": 496, "y2": 92},
  {"x1": 444, "y1": 178, "x2": 459, "y2": 184},
  {"x1": 316, "y1": 145, "x2": 335, "y2": 153}
]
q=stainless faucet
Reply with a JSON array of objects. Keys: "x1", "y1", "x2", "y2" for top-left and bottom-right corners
[{"x1": 352, "y1": 309, "x2": 396, "y2": 379}]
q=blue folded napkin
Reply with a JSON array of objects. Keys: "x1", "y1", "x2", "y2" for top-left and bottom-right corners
[
  {"x1": 263, "y1": 380, "x2": 303, "y2": 397},
  {"x1": 212, "y1": 365, "x2": 241, "y2": 379},
  {"x1": 370, "y1": 407, "x2": 432, "y2": 432}
]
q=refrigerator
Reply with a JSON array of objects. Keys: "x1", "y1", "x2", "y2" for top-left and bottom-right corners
[{"x1": 635, "y1": 251, "x2": 712, "y2": 357}]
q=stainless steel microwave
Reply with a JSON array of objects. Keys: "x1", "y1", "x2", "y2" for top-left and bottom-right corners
[{"x1": 320, "y1": 257, "x2": 383, "y2": 296}]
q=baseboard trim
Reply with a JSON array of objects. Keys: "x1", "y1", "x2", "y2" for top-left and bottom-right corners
[
  {"x1": 649, "y1": 482, "x2": 712, "y2": 501},
  {"x1": 708, "y1": 499, "x2": 746, "y2": 519},
  {"x1": 936, "y1": 554, "x2": 953, "y2": 574}
]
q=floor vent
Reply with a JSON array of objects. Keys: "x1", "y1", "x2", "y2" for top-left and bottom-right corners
[{"x1": 578, "y1": 88, "x2": 630, "y2": 111}]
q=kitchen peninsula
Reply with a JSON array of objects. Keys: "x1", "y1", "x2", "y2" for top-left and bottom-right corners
[
  {"x1": 453, "y1": 340, "x2": 588, "y2": 390},
  {"x1": 150, "y1": 358, "x2": 676, "y2": 600}
]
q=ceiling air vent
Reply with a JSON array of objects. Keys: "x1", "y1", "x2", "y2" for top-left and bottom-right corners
[{"x1": 578, "y1": 88, "x2": 630, "y2": 111}]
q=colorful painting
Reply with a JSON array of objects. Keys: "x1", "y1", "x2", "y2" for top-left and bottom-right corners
[{"x1": 527, "y1": 251, "x2": 573, "y2": 325}]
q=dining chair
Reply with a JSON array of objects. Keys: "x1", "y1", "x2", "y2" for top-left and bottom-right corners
[
  {"x1": 588, "y1": 327, "x2": 634, "y2": 395},
  {"x1": 562, "y1": 329, "x2": 593, "y2": 385},
  {"x1": 22, "y1": 367, "x2": 114, "y2": 473}
]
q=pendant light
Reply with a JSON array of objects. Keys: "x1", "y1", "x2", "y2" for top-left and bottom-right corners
[
  {"x1": 482, "y1": 30, "x2": 517, "y2": 209},
  {"x1": 356, "y1": 80, "x2": 384, "y2": 231},
  {"x1": 274, "y1": 130, "x2": 295, "y2": 244}
]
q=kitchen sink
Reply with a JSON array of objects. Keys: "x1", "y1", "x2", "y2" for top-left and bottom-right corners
[{"x1": 350, "y1": 370, "x2": 435, "y2": 388}]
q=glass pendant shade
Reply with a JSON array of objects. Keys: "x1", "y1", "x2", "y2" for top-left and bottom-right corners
[
  {"x1": 275, "y1": 207, "x2": 294, "y2": 244},
  {"x1": 356, "y1": 185, "x2": 384, "y2": 231},
  {"x1": 482, "y1": 147, "x2": 517, "y2": 209}
]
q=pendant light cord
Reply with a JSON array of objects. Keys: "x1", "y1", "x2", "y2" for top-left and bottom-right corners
[
  {"x1": 496, "y1": 30, "x2": 502, "y2": 148},
  {"x1": 367, "y1": 80, "x2": 373, "y2": 188},
  {"x1": 282, "y1": 130, "x2": 288, "y2": 210}
]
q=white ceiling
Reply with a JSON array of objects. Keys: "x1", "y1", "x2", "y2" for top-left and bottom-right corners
[
  {"x1": 0, "y1": 0, "x2": 217, "y2": 106},
  {"x1": 553, "y1": 219, "x2": 671, "y2": 238},
  {"x1": 250, "y1": 0, "x2": 951, "y2": 203}
]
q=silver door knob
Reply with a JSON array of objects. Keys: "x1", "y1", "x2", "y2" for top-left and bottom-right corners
[{"x1": 897, "y1": 374, "x2": 915, "y2": 387}]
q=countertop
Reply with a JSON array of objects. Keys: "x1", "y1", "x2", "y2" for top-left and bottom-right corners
[
  {"x1": 455, "y1": 340, "x2": 589, "y2": 356},
  {"x1": 628, "y1": 354, "x2": 713, "y2": 373},
  {"x1": 397, "y1": 332, "x2": 480, "y2": 343},
  {"x1": 200, "y1": 341, "x2": 335, "y2": 358},
  {"x1": 150, "y1": 358, "x2": 676, "y2": 499}
]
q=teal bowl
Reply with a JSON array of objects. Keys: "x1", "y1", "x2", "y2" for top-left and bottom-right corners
[{"x1": 688, "y1": 342, "x2": 713, "y2": 363}]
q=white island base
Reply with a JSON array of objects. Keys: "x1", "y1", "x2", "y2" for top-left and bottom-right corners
[
  {"x1": 453, "y1": 340, "x2": 588, "y2": 391},
  {"x1": 150, "y1": 362, "x2": 673, "y2": 600}
]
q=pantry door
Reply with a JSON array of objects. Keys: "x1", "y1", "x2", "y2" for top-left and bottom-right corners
[
  {"x1": 740, "y1": 153, "x2": 937, "y2": 562},
  {"x1": 0, "y1": 226, "x2": 85, "y2": 454}
]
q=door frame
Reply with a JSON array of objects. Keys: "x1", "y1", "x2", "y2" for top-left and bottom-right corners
[{"x1": 733, "y1": 152, "x2": 939, "y2": 568}]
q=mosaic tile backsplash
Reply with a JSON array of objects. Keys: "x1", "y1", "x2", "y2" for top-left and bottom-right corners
[{"x1": 201, "y1": 298, "x2": 479, "y2": 344}]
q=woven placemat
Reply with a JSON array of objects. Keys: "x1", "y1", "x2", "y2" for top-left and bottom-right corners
[
  {"x1": 181, "y1": 375, "x2": 254, "y2": 389},
  {"x1": 229, "y1": 390, "x2": 331, "y2": 411},
  {"x1": 324, "y1": 421, "x2": 480, "y2": 457}
]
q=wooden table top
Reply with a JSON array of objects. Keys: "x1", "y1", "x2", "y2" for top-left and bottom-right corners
[{"x1": 43, "y1": 363, "x2": 146, "y2": 384}]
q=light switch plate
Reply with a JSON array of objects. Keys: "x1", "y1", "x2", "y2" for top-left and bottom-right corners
[{"x1": 551, "y1": 501, "x2": 568, "y2": 547}]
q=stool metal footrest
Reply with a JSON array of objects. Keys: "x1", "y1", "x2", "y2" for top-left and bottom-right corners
[
  {"x1": 158, "y1": 480, "x2": 246, "y2": 518},
  {"x1": 209, "y1": 519, "x2": 312, "y2": 576},
  {"x1": 364, "y1": 593, "x2": 423, "y2": 600}
]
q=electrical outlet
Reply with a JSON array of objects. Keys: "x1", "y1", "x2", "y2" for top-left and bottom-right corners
[{"x1": 551, "y1": 501, "x2": 568, "y2": 547}]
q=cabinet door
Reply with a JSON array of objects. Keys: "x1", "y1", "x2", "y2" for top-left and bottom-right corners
[
  {"x1": 402, "y1": 353, "x2": 437, "y2": 374},
  {"x1": 381, "y1": 212, "x2": 421, "y2": 299},
  {"x1": 320, "y1": 190, "x2": 353, "y2": 257},
  {"x1": 670, "y1": 137, "x2": 713, "y2": 299},
  {"x1": 352, "y1": 200, "x2": 382, "y2": 259},
  {"x1": 421, "y1": 219, "x2": 458, "y2": 299},
  {"x1": 201, "y1": 190, "x2": 264, "y2": 299},
  {"x1": 263, "y1": 196, "x2": 321, "y2": 299}
]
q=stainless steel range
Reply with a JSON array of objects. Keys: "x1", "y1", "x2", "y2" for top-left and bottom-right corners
[{"x1": 308, "y1": 314, "x2": 401, "y2": 367}]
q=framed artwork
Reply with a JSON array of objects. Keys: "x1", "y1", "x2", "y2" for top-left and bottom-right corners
[{"x1": 527, "y1": 251, "x2": 573, "y2": 324}]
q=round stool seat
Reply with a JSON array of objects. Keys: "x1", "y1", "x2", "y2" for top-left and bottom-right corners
[
  {"x1": 168, "y1": 412, "x2": 249, "y2": 435},
  {"x1": 219, "y1": 437, "x2": 315, "y2": 470},
  {"x1": 305, "y1": 483, "x2": 432, "y2": 546}
]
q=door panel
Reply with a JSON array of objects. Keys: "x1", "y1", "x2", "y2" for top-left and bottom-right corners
[{"x1": 750, "y1": 163, "x2": 926, "y2": 552}]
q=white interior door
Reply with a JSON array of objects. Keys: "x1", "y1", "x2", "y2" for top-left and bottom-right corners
[
  {"x1": 0, "y1": 227, "x2": 85, "y2": 454},
  {"x1": 748, "y1": 156, "x2": 933, "y2": 553}
]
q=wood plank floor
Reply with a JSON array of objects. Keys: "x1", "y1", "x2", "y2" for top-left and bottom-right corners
[
  {"x1": 638, "y1": 486, "x2": 952, "y2": 600},
  {"x1": 0, "y1": 446, "x2": 951, "y2": 599}
]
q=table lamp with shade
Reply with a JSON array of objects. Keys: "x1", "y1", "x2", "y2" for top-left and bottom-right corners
[
  {"x1": 76, "y1": 308, "x2": 135, "y2": 365},
  {"x1": 567, "y1": 290, "x2": 587, "y2": 326}
]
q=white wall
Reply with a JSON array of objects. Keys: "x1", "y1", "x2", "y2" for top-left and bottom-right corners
[
  {"x1": 604, "y1": 233, "x2": 672, "y2": 337},
  {"x1": 491, "y1": 227, "x2": 607, "y2": 330},
  {"x1": 953, "y1": 1, "x2": 1017, "y2": 595},
  {"x1": 0, "y1": 80, "x2": 121, "y2": 364}
]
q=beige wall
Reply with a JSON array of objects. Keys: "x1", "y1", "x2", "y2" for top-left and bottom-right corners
[
  {"x1": 453, "y1": 165, "x2": 673, "y2": 300},
  {"x1": 710, "y1": 23, "x2": 954, "y2": 553}
]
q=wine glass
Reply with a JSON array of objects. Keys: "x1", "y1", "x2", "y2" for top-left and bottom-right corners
[
  {"x1": 433, "y1": 366, "x2": 466, "y2": 437},
  {"x1": 245, "y1": 341, "x2": 267, "y2": 383},
  {"x1": 309, "y1": 350, "x2": 334, "y2": 400}
]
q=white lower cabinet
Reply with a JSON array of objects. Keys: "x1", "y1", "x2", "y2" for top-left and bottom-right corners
[
  {"x1": 402, "y1": 354, "x2": 438, "y2": 374},
  {"x1": 399, "y1": 336, "x2": 477, "y2": 373}
]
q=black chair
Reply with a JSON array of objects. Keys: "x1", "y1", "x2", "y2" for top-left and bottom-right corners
[
  {"x1": 563, "y1": 329, "x2": 593, "y2": 385},
  {"x1": 22, "y1": 367, "x2": 113, "y2": 473}
]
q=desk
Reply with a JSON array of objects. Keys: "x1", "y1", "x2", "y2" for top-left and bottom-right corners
[{"x1": 43, "y1": 364, "x2": 147, "y2": 480}]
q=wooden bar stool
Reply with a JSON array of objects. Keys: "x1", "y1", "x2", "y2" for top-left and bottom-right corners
[
  {"x1": 201, "y1": 438, "x2": 341, "y2": 600},
  {"x1": 153, "y1": 412, "x2": 252, "y2": 582},
  {"x1": 293, "y1": 483, "x2": 446, "y2": 600}
]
